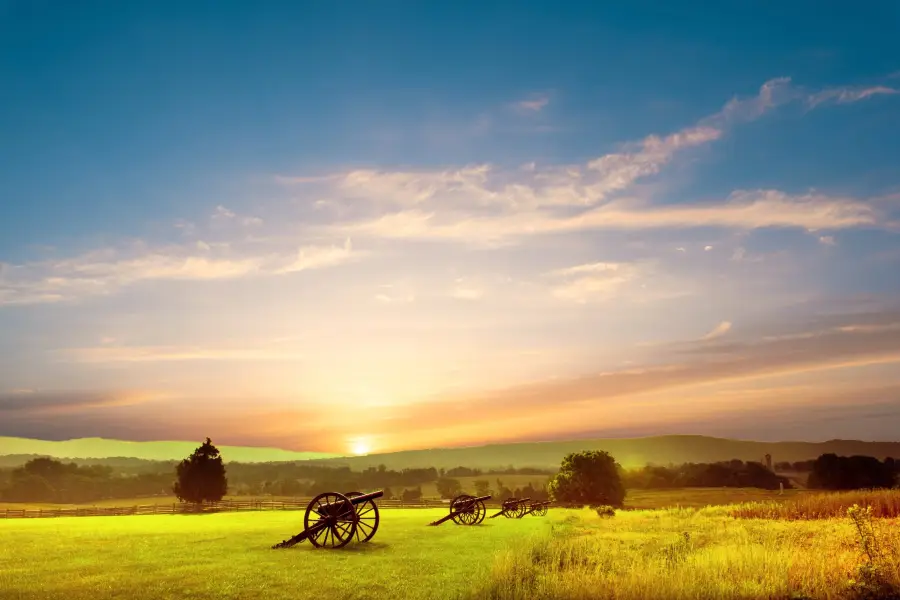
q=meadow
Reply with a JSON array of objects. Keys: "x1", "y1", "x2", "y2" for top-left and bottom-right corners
[
  {"x1": 0, "y1": 486, "x2": 800, "y2": 512},
  {"x1": 3, "y1": 490, "x2": 900, "y2": 600}
]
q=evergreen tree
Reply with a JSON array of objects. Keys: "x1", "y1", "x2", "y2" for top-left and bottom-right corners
[{"x1": 173, "y1": 438, "x2": 228, "y2": 504}]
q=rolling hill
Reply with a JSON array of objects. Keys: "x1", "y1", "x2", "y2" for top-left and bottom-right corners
[
  {"x1": 0, "y1": 437, "x2": 339, "y2": 464},
  {"x1": 3, "y1": 434, "x2": 900, "y2": 470},
  {"x1": 305, "y1": 435, "x2": 900, "y2": 471}
]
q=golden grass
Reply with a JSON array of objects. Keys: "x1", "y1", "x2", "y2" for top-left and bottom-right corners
[
  {"x1": 725, "y1": 489, "x2": 900, "y2": 520},
  {"x1": 623, "y1": 487, "x2": 809, "y2": 510},
  {"x1": 470, "y1": 506, "x2": 900, "y2": 600}
]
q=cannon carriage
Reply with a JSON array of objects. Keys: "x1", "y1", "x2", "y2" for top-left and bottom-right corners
[
  {"x1": 489, "y1": 497, "x2": 531, "y2": 519},
  {"x1": 272, "y1": 489, "x2": 383, "y2": 549},
  {"x1": 428, "y1": 494, "x2": 492, "y2": 526},
  {"x1": 518, "y1": 500, "x2": 552, "y2": 518}
]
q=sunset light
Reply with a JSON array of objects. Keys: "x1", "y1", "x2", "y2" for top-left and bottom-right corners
[
  {"x1": 349, "y1": 438, "x2": 373, "y2": 456},
  {"x1": 0, "y1": 2, "x2": 899, "y2": 456},
  {"x1": 2, "y1": 4, "x2": 900, "y2": 600}
]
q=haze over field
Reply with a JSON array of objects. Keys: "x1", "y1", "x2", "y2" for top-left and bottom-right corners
[
  {"x1": 2, "y1": 3, "x2": 900, "y2": 456},
  {"x1": 5, "y1": 435, "x2": 900, "y2": 471}
]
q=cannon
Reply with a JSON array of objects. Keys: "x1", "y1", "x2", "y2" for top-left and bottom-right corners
[
  {"x1": 272, "y1": 490, "x2": 383, "y2": 549},
  {"x1": 428, "y1": 494, "x2": 491, "y2": 526},
  {"x1": 518, "y1": 500, "x2": 552, "y2": 518},
  {"x1": 489, "y1": 497, "x2": 531, "y2": 519}
]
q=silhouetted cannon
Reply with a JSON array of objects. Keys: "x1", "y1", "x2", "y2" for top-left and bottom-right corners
[
  {"x1": 518, "y1": 501, "x2": 552, "y2": 518},
  {"x1": 272, "y1": 490, "x2": 383, "y2": 549},
  {"x1": 489, "y1": 497, "x2": 531, "y2": 519},
  {"x1": 428, "y1": 494, "x2": 491, "y2": 526}
]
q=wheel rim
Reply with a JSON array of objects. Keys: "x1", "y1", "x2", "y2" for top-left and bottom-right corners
[
  {"x1": 450, "y1": 494, "x2": 476, "y2": 525},
  {"x1": 475, "y1": 500, "x2": 487, "y2": 524},
  {"x1": 305, "y1": 492, "x2": 357, "y2": 548},
  {"x1": 345, "y1": 491, "x2": 380, "y2": 542}
]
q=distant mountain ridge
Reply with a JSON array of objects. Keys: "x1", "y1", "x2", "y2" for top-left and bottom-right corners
[
  {"x1": 0, "y1": 437, "x2": 340, "y2": 464},
  {"x1": 306, "y1": 435, "x2": 900, "y2": 470},
  {"x1": 2, "y1": 434, "x2": 900, "y2": 470}
]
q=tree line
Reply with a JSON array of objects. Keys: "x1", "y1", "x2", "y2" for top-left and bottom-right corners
[
  {"x1": 620, "y1": 460, "x2": 792, "y2": 490},
  {"x1": 2, "y1": 440, "x2": 898, "y2": 504}
]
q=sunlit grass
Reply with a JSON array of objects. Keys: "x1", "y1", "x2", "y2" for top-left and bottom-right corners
[
  {"x1": 4, "y1": 492, "x2": 900, "y2": 599},
  {"x1": 623, "y1": 487, "x2": 809, "y2": 510},
  {"x1": 0, "y1": 508, "x2": 554, "y2": 600},
  {"x1": 723, "y1": 489, "x2": 900, "y2": 520},
  {"x1": 472, "y1": 506, "x2": 900, "y2": 600}
]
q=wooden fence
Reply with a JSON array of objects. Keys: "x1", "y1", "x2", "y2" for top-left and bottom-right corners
[{"x1": 0, "y1": 497, "x2": 476, "y2": 520}]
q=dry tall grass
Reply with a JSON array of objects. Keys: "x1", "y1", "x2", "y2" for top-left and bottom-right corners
[
  {"x1": 467, "y1": 501, "x2": 900, "y2": 600},
  {"x1": 725, "y1": 489, "x2": 900, "y2": 520}
]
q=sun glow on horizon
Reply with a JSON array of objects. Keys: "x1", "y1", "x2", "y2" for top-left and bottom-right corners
[{"x1": 349, "y1": 437, "x2": 373, "y2": 456}]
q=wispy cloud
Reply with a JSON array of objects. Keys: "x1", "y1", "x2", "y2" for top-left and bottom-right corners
[
  {"x1": 330, "y1": 189, "x2": 878, "y2": 245},
  {"x1": 512, "y1": 94, "x2": 550, "y2": 113},
  {"x1": 702, "y1": 321, "x2": 732, "y2": 340},
  {"x1": 56, "y1": 345, "x2": 307, "y2": 363},
  {"x1": 0, "y1": 238, "x2": 363, "y2": 306},
  {"x1": 546, "y1": 262, "x2": 638, "y2": 304},
  {"x1": 373, "y1": 310, "x2": 900, "y2": 434},
  {"x1": 452, "y1": 286, "x2": 484, "y2": 300},
  {"x1": 807, "y1": 86, "x2": 899, "y2": 108},
  {"x1": 269, "y1": 78, "x2": 892, "y2": 247}
]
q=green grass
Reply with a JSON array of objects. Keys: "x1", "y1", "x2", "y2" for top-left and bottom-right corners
[
  {"x1": 0, "y1": 508, "x2": 556, "y2": 600},
  {"x1": 0, "y1": 486, "x2": 782, "y2": 512},
  {"x1": 5, "y1": 491, "x2": 900, "y2": 599}
]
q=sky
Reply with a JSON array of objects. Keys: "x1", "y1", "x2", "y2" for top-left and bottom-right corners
[{"x1": 2, "y1": 1, "x2": 900, "y2": 456}]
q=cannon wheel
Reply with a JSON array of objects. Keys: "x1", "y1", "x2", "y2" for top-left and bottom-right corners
[
  {"x1": 501, "y1": 498, "x2": 517, "y2": 519},
  {"x1": 450, "y1": 494, "x2": 478, "y2": 525},
  {"x1": 305, "y1": 492, "x2": 358, "y2": 548},
  {"x1": 345, "y1": 491, "x2": 380, "y2": 542},
  {"x1": 475, "y1": 499, "x2": 487, "y2": 524},
  {"x1": 538, "y1": 504, "x2": 549, "y2": 517}
]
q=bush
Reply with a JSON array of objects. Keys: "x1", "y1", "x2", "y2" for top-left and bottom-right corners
[{"x1": 594, "y1": 505, "x2": 616, "y2": 518}]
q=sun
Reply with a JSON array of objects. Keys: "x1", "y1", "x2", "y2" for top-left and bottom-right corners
[{"x1": 349, "y1": 437, "x2": 372, "y2": 456}]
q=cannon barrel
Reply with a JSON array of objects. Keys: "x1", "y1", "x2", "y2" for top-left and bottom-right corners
[
  {"x1": 347, "y1": 490, "x2": 384, "y2": 505},
  {"x1": 467, "y1": 494, "x2": 492, "y2": 503}
]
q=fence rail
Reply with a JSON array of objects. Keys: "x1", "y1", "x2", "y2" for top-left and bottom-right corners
[{"x1": 0, "y1": 497, "x2": 481, "y2": 520}]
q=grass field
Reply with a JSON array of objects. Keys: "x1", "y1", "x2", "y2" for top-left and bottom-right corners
[
  {"x1": 0, "y1": 486, "x2": 797, "y2": 512},
  {"x1": 0, "y1": 508, "x2": 553, "y2": 600},
  {"x1": 623, "y1": 487, "x2": 809, "y2": 509},
  {"x1": 3, "y1": 493, "x2": 900, "y2": 600}
]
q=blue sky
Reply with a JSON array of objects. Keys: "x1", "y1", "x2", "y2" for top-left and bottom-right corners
[{"x1": 1, "y1": 1, "x2": 900, "y2": 454}]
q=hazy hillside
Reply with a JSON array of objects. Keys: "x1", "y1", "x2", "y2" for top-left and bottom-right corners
[
  {"x1": 303, "y1": 435, "x2": 900, "y2": 471},
  {"x1": 3, "y1": 435, "x2": 900, "y2": 470},
  {"x1": 0, "y1": 437, "x2": 339, "y2": 464}
]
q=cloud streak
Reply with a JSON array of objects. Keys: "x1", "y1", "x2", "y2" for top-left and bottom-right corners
[
  {"x1": 0, "y1": 238, "x2": 362, "y2": 306},
  {"x1": 267, "y1": 77, "x2": 894, "y2": 247},
  {"x1": 807, "y1": 86, "x2": 899, "y2": 108}
]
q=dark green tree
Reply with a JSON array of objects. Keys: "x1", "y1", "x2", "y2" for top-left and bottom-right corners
[
  {"x1": 548, "y1": 450, "x2": 625, "y2": 507},
  {"x1": 435, "y1": 477, "x2": 462, "y2": 498},
  {"x1": 173, "y1": 438, "x2": 228, "y2": 504}
]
